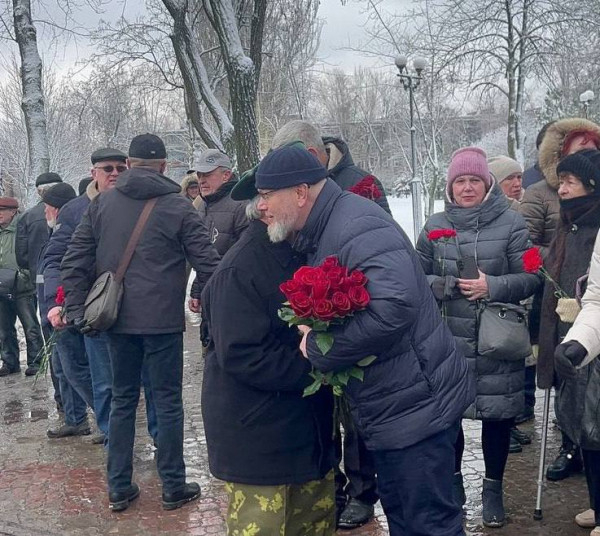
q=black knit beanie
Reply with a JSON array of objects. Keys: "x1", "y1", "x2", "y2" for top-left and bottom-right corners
[
  {"x1": 42, "y1": 183, "x2": 77, "y2": 209},
  {"x1": 557, "y1": 149, "x2": 600, "y2": 194}
]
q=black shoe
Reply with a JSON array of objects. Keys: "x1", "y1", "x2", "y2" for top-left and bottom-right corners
[
  {"x1": 510, "y1": 426, "x2": 531, "y2": 445},
  {"x1": 47, "y1": 420, "x2": 91, "y2": 438},
  {"x1": 109, "y1": 483, "x2": 140, "y2": 512},
  {"x1": 162, "y1": 482, "x2": 201, "y2": 510},
  {"x1": 453, "y1": 472, "x2": 466, "y2": 508},
  {"x1": 0, "y1": 364, "x2": 18, "y2": 377},
  {"x1": 508, "y1": 434, "x2": 522, "y2": 454},
  {"x1": 91, "y1": 433, "x2": 106, "y2": 445},
  {"x1": 25, "y1": 366, "x2": 39, "y2": 377},
  {"x1": 546, "y1": 447, "x2": 583, "y2": 481},
  {"x1": 514, "y1": 407, "x2": 535, "y2": 425},
  {"x1": 337, "y1": 498, "x2": 375, "y2": 529}
]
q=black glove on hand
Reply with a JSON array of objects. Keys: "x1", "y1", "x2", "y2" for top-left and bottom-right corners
[
  {"x1": 73, "y1": 316, "x2": 98, "y2": 338},
  {"x1": 554, "y1": 340, "x2": 587, "y2": 381},
  {"x1": 431, "y1": 276, "x2": 457, "y2": 301}
]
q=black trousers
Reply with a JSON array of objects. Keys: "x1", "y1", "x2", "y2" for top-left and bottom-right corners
[
  {"x1": 583, "y1": 449, "x2": 600, "y2": 523},
  {"x1": 106, "y1": 332, "x2": 186, "y2": 494},
  {"x1": 0, "y1": 294, "x2": 43, "y2": 371},
  {"x1": 334, "y1": 410, "x2": 378, "y2": 509}
]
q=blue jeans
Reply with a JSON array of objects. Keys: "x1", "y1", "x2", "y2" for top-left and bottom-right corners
[
  {"x1": 55, "y1": 328, "x2": 94, "y2": 409},
  {"x1": 85, "y1": 334, "x2": 158, "y2": 442},
  {"x1": 51, "y1": 343, "x2": 87, "y2": 426},
  {"x1": 106, "y1": 332, "x2": 185, "y2": 494},
  {"x1": 371, "y1": 422, "x2": 464, "y2": 536}
]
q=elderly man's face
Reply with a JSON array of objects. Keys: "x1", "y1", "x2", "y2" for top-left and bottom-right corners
[
  {"x1": 44, "y1": 204, "x2": 59, "y2": 228},
  {"x1": 0, "y1": 208, "x2": 17, "y2": 227},
  {"x1": 91, "y1": 160, "x2": 127, "y2": 193},
  {"x1": 257, "y1": 186, "x2": 303, "y2": 243},
  {"x1": 197, "y1": 167, "x2": 231, "y2": 197}
]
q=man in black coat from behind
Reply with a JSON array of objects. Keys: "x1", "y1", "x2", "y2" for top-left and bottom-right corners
[
  {"x1": 61, "y1": 134, "x2": 220, "y2": 512},
  {"x1": 201, "y1": 197, "x2": 335, "y2": 534}
]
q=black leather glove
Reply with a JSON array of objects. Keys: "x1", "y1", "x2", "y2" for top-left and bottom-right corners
[
  {"x1": 554, "y1": 340, "x2": 587, "y2": 381},
  {"x1": 431, "y1": 276, "x2": 457, "y2": 301}
]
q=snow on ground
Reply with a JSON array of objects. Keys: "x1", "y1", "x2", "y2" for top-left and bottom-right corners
[{"x1": 389, "y1": 196, "x2": 445, "y2": 244}]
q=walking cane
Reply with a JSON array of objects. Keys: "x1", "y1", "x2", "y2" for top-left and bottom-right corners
[{"x1": 533, "y1": 388, "x2": 551, "y2": 520}]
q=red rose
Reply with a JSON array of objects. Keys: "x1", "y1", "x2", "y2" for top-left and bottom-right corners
[
  {"x1": 288, "y1": 291, "x2": 313, "y2": 318},
  {"x1": 293, "y1": 266, "x2": 322, "y2": 287},
  {"x1": 326, "y1": 266, "x2": 347, "y2": 290},
  {"x1": 56, "y1": 286, "x2": 65, "y2": 306},
  {"x1": 427, "y1": 229, "x2": 457, "y2": 241},
  {"x1": 331, "y1": 291, "x2": 352, "y2": 316},
  {"x1": 311, "y1": 279, "x2": 331, "y2": 300},
  {"x1": 523, "y1": 247, "x2": 543, "y2": 273},
  {"x1": 348, "y1": 286, "x2": 370, "y2": 309},
  {"x1": 349, "y1": 175, "x2": 382, "y2": 200},
  {"x1": 313, "y1": 298, "x2": 336, "y2": 321},
  {"x1": 348, "y1": 269, "x2": 368, "y2": 287},
  {"x1": 321, "y1": 256, "x2": 339, "y2": 272},
  {"x1": 279, "y1": 279, "x2": 302, "y2": 298}
]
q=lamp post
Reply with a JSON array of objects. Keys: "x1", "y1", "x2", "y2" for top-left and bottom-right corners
[
  {"x1": 395, "y1": 55, "x2": 427, "y2": 241},
  {"x1": 580, "y1": 90, "x2": 595, "y2": 119}
]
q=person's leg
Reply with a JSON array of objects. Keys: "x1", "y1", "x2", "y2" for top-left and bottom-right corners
[
  {"x1": 582, "y1": 449, "x2": 600, "y2": 527},
  {"x1": 142, "y1": 333, "x2": 186, "y2": 494},
  {"x1": 84, "y1": 334, "x2": 113, "y2": 439},
  {"x1": 55, "y1": 328, "x2": 95, "y2": 409},
  {"x1": 453, "y1": 423, "x2": 466, "y2": 507},
  {"x1": 0, "y1": 299, "x2": 20, "y2": 372},
  {"x1": 141, "y1": 363, "x2": 158, "y2": 444},
  {"x1": 14, "y1": 294, "x2": 43, "y2": 369},
  {"x1": 42, "y1": 323, "x2": 63, "y2": 410},
  {"x1": 106, "y1": 333, "x2": 143, "y2": 494},
  {"x1": 371, "y1": 422, "x2": 464, "y2": 536},
  {"x1": 49, "y1": 344, "x2": 88, "y2": 429}
]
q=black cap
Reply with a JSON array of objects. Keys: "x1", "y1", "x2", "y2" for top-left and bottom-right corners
[
  {"x1": 41, "y1": 183, "x2": 77, "y2": 209},
  {"x1": 35, "y1": 172, "x2": 62, "y2": 187},
  {"x1": 78, "y1": 177, "x2": 93, "y2": 196},
  {"x1": 91, "y1": 148, "x2": 127, "y2": 165},
  {"x1": 128, "y1": 134, "x2": 167, "y2": 160}
]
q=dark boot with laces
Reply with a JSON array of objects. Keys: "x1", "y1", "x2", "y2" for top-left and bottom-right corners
[
  {"x1": 482, "y1": 478, "x2": 505, "y2": 528},
  {"x1": 546, "y1": 435, "x2": 583, "y2": 481}
]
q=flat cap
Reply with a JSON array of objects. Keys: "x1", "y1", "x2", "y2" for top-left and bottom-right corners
[
  {"x1": 0, "y1": 197, "x2": 19, "y2": 209},
  {"x1": 91, "y1": 148, "x2": 127, "y2": 165}
]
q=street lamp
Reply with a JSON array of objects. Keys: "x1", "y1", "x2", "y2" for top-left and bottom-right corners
[
  {"x1": 395, "y1": 55, "x2": 427, "y2": 241},
  {"x1": 580, "y1": 90, "x2": 595, "y2": 119}
]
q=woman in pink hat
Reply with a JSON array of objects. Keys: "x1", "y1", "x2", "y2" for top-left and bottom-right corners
[{"x1": 416, "y1": 147, "x2": 540, "y2": 528}]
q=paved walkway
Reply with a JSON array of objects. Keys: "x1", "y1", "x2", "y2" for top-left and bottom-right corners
[{"x1": 0, "y1": 316, "x2": 590, "y2": 535}]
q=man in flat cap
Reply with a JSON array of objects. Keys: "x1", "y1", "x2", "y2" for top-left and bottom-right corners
[
  {"x1": 231, "y1": 144, "x2": 474, "y2": 536},
  {"x1": 0, "y1": 197, "x2": 44, "y2": 377},
  {"x1": 16, "y1": 173, "x2": 63, "y2": 386},
  {"x1": 43, "y1": 147, "x2": 149, "y2": 443},
  {"x1": 61, "y1": 134, "x2": 219, "y2": 512},
  {"x1": 188, "y1": 148, "x2": 248, "y2": 312}
]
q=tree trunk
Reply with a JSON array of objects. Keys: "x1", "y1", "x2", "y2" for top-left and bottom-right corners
[{"x1": 12, "y1": 0, "x2": 49, "y2": 186}]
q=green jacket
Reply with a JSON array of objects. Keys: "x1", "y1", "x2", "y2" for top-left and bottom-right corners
[{"x1": 0, "y1": 214, "x2": 34, "y2": 296}]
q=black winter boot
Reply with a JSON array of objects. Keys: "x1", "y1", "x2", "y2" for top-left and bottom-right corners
[
  {"x1": 546, "y1": 434, "x2": 583, "y2": 481},
  {"x1": 482, "y1": 478, "x2": 505, "y2": 528},
  {"x1": 453, "y1": 472, "x2": 466, "y2": 508}
]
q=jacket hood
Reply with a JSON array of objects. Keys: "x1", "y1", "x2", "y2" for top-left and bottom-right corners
[
  {"x1": 115, "y1": 167, "x2": 181, "y2": 200},
  {"x1": 180, "y1": 173, "x2": 198, "y2": 196},
  {"x1": 444, "y1": 180, "x2": 510, "y2": 230},
  {"x1": 539, "y1": 118, "x2": 600, "y2": 191},
  {"x1": 322, "y1": 136, "x2": 354, "y2": 175}
]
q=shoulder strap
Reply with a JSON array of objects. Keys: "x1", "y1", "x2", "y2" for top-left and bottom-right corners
[{"x1": 115, "y1": 198, "x2": 158, "y2": 282}]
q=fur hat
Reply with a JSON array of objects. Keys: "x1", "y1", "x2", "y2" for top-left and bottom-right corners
[{"x1": 446, "y1": 147, "x2": 491, "y2": 198}]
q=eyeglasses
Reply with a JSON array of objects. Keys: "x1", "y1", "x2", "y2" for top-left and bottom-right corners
[
  {"x1": 258, "y1": 184, "x2": 309, "y2": 201},
  {"x1": 94, "y1": 165, "x2": 127, "y2": 174}
]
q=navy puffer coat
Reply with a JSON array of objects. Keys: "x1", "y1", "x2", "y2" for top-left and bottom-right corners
[
  {"x1": 416, "y1": 183, "x2": 540, "y2": 420},
  {"x1": 295, "y1": 179, "x2": 474, "y2": 451}
]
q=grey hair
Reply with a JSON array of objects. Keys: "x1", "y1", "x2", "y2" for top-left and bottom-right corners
[
  {"x1": 37, "y1": 182, "x2": 61, "y2": 196},
  {"x1": 245, "y1": 196, "x2": 262, "y2": 221},
  {"x1": 271, "y1": 120, "x2": 326, "y2": 156}
]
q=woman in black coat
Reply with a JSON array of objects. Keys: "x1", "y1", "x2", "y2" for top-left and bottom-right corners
[
  {"x1": 417, "y1": 147, "x2": 539, "y2": 528},
  {"x1": 537, "y1": 149, "x2": 600, "y2": 531}
]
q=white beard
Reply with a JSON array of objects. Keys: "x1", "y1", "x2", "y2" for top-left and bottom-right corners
[
  {"x1": 47, "y1": 218, "x2": 56, "y2": 229},
  {"x1": 267, "y1": 216, "x2": 295, "y2": 243}
]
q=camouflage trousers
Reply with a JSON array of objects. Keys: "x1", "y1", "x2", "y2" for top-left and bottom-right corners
[{"x1": 225, "y1": 470, "x2": 336, "y2": 536}]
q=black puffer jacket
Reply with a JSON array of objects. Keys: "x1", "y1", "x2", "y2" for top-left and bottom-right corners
[
  {"x1": 61, "y1": 167, "x2": 220, "y2": 334},
  {"x1": 294, "y1": 179, "x2": 474, "y2": 451},
  {"x1": 16, "y1": 201, "x2": 49, "y2": 274},
  {"x1": 323, "y1": 136, "x2": 391, "y2": 214},
  {"x1": 416, "y1": 183, "x2": 540, "y2": 420},
  {"x1": 201, "y1": 220, "x2": 334, "y2": 485}
]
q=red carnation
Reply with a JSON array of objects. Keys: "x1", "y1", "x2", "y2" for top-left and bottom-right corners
[
  {"x1": 55, "y1": 286, "x2": 65, "y2": 306},
  {"x1": 523, "y1": 247, "x2": 544, "y2": 274},
  {"x1": 287, "y1": 291, "x2": 313, "y2": 318},
  {"x1": 427, "y1": 229, "x2": 457, "y2": 241}
]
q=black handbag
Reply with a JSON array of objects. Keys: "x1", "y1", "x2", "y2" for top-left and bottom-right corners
[
  {"x1": 477, "y1": 301, "x2": 531, "y2": 361},
  {"x1": 0, "y1": 268, "x2": 18, "y2": 299}
]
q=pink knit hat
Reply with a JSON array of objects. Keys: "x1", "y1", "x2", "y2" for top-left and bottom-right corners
[{"x1": 446, "y1": 147, "x2": 492, "y2": 198}]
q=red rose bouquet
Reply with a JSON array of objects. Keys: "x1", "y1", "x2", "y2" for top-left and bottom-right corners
[
  {"x1": 34, "y1": 286, "x2": 65, "y2": 382},
  {"x1": 348, "y1": 175, "x2": 382, "y2": 201},
  {"x1": 522, "y1": 247, "x2": 568, "y2": 298},
  {"x1": 279, "y1": 256, "x2": 376, "y2": 397}
]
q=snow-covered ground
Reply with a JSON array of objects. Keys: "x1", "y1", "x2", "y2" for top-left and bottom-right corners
[{"x1": 389, "y1": 196, "x2": 445, "y2": 244}]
